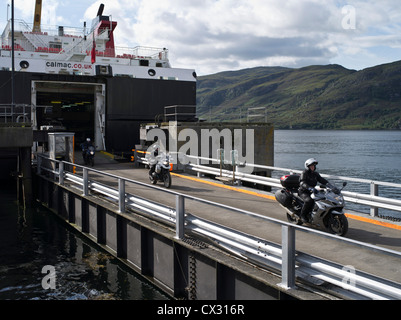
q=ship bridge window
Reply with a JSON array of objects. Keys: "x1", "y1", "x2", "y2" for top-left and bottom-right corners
[
  {"x1": 49, "y1": 42, "x2": 62, "y2": 50},
  {"x1": 139, "y1": 59, "x2": 149, "y2": 67},
  {"x1": 48, "y1": 42, "x2": 62, "y2": 54}
]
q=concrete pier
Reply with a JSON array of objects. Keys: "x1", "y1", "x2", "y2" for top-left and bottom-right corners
[
  {"x1": 33, "y1": 153, "x2": 401, "y2": 300},
  {"x1": 35, "y1": 172, "x2": 323, "y2": 300}
]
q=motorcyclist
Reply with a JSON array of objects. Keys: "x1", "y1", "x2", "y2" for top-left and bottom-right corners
[
  {"x1": 147, "y1": 144, "x2": 159, "y2": 178},
  {"x1": 80, "y1": 138, "x2": 94, "y2": 161},
  {"x1": 298, "y1": 158, "x2": 329, "y2": 223}
]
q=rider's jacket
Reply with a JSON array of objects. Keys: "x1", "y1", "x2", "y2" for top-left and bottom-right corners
[
  {"x1": 299, "y1": 169, "x2": 329, "y2": 194},
  {"x1": 81, "y1": 142, "x2": 93, "y2": 151}
]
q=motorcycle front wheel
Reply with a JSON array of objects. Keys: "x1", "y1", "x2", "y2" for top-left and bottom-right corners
[
  {"x1": 327, "y1": 214, "x2": 348, "y2": 236},
  {"x1": 149, "y1": 174, "x2": 157, "y2": 184},
  {"x1": 163, "y1": 172, "x2": 172, "y2": 188}
]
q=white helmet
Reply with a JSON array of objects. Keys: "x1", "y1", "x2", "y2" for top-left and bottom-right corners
[{"x1": 305, "y1": 158, "x2": 318, "y2": 169}]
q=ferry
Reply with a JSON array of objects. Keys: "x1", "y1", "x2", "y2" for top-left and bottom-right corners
[{"x1": 0, "y1": 3, "x2": 197, "y2": 153}]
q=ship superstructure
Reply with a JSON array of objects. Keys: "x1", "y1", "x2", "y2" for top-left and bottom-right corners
[
  {"x1": 0, "y1": 4, "x2": 195, "y2": 80},
  {"x1": 0, "y1": 3, "x2": 197, "y2": 153}
]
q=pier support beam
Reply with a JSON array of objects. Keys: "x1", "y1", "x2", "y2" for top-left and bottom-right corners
[{"x1": 19, "y1": 146, "x2": 33, "y2": 206}]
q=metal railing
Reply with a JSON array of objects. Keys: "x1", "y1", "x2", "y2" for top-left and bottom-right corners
[
  {"x1": 133, "y1": 152, "x2": 401, "y2": 219},
  {"x1": 0, "y1": 104, "x2": 32, "y2": 124},
  {"x1": 37, "y1": 155, "x2": 401, "y2": 300}
]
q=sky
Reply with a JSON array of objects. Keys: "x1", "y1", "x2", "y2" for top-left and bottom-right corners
[{"x1": 1, "y1": 0, "x2": 401, "y2": 75}]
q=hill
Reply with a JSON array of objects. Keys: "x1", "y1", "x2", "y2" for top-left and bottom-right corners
[{"x1": 196, "y1": 61, "x2": 401, "y2": 129}]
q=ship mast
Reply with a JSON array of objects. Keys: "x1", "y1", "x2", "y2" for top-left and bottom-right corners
[
  {"x1": 32, "y1": 0, "x2": 42, "y2": 32},
  {"x1": 11, "y1": 0, "x2": 15, "y2": 110}
]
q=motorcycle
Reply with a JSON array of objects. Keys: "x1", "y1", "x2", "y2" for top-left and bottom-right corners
[
  {"x1": 148, "y1": 152, "x2": 172, "y2": 188},
  {"x1": 275, "y1": 174, "x2": 348, "y2": 236},
  {"x1": 83, "y1": 145, "x2": 96, "y2": 167}
]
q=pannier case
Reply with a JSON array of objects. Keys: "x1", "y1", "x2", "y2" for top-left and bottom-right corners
[{"x1": 275, "y1": 189, "x2": 293, "y2": 207}]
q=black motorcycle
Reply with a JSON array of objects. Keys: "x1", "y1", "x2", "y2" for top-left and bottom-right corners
[
  {"x1": 275, "y1": 174, "x2": 348, "y2": 236},
  {"x1": 148, "y1": 153, "x2": 172, "y2": 188},
  {"x1": 83, "y1": 145, "x2": 96, "y2": 167}
]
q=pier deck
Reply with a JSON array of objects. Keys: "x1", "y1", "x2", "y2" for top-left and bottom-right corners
[{"x1": 81, "y1": 152, "x2": 401, "y2": 285}]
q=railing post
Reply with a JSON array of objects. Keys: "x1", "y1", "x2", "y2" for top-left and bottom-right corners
[
  {"x1": 175, "y1": 195, "x2": 185, "y2": 239},
  {"x1": 133, "y1": 149, "x2": 139, "y2": 168},
  {"x1": 280, "y1": 225, "x2": 296, "y2": 289},
  {"x1": 83, "y1": 167, "x2": 88, "y2": 196},
  {"x1": 118, "y1": 178, "x2": 125, "y2": 213},
  {"x1": 58, "y1": 161, "x2": 64, "y2": 185},
  {"x1": 370, "y1": 182, "x2": 378, "y2": 217},
  {"x1": 37, "y1": 155, "x2": 42, "y2": 175},
  {"x1": 196, "y1": 157, "x2": 201, "y2": 178}
]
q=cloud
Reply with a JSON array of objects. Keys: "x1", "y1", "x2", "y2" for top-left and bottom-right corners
[
  {"x1": 2, "y1": 0, "x2": 401, "y2": 75},
  {"x1": 13, "y1": 0, "x2": 60, "y2": 26},
  {"x1": 128, "y1": 0, "x2": 345, "y2": 74}
]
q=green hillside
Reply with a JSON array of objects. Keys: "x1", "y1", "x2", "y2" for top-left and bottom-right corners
[{"x1": 196, "y1": 61, "x2": 401, "y2": 129}]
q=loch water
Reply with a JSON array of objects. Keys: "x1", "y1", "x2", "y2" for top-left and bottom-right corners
[
  {"x1": 274, "y1": 130, "x2": 401, "y2": 218},
  {"x1": 0, "y1": 183, "x2": 169, "y2": 300}
]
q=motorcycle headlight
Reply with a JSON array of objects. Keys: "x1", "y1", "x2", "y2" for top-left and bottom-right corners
[
  {"x1": 334, "y1": 195, "x2": 344, "y2": 204},
  {"x1": 90, "y1": 151, "x2": 94, "y2": 155}
]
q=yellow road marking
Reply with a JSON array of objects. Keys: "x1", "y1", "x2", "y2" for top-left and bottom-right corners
[
  {"x1": 171, "y1": 172, "x2": 401, "y2": 231},
  {"x1": 344, "y1": 213, "x2": 401, "y2": 231},
  {"x1": 171, "y1": 172, "x2": 276, "y2": 200}
]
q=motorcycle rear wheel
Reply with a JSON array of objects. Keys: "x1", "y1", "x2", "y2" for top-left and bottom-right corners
[
  {"x1": 328, "y1": 214, "x2": 348, "y2": 236},
  {"x1": 286, "y1": 213, "x2": 302, "y2": 225}
]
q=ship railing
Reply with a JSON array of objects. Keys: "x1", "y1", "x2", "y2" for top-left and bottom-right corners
[
  {"x1": 17, "y1": 19, "x2": 49, "y2": 50},
  {"x1": 0, "y1": 104, "x2": 31, "y2": 125},
  {"x1": 52, "y1": 44, "x2": 167, "y2": 62},
  {"x1": 2, "y1": 19, "x2": 169, "y2": 62},
  {"x1": 3, "y1": 19, "x2": 85, "y2": 38},
  {"x1": 3, "y1": 19, "x2": 88, "y2": 57},
  {"x1": 115, "y1": 46, "x2": 169, "y2": 61},
  {"x1": 36, "y1": 154, "x2": 401, "y2": 300},
  {"x1": 134, "y1": 152, "x2": 401, "y2": 219},
  {"x1": 16, "y1": 19, "x2": 86, "y2": 39}
]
